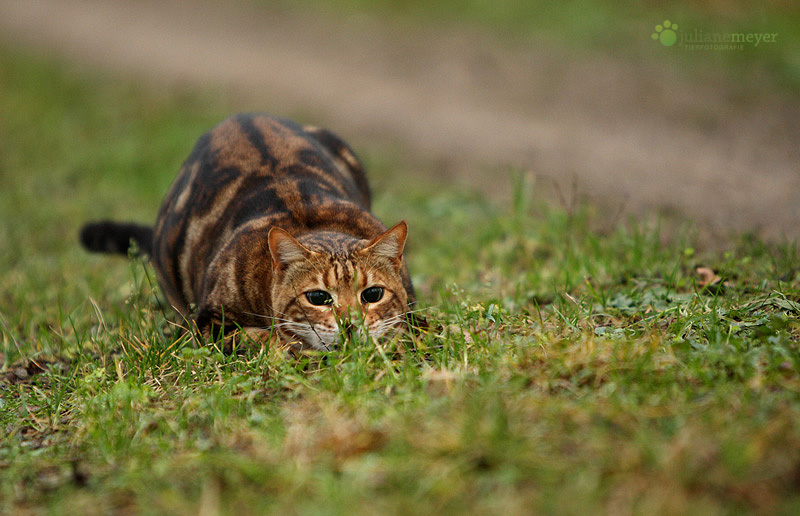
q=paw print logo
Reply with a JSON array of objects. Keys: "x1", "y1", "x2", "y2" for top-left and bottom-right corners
[{"x1": 652, "y1": 20, "x2": 678, "y2": 46}]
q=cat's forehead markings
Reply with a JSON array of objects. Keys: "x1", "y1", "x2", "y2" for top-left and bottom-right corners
[
  {"x1": 322, "y1": 257, "x2": 356, "y2": 288},
  {"x1": 301, "y1": 232, "x2": 365, "y2": 256},
  {"x1": 324, "y1": 267, "x2": 336, "y2": 288}
]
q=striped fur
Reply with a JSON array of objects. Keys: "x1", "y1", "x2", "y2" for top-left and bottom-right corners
[{"x1": 81, "y1": 113, "x2": 417, "y2": 350}]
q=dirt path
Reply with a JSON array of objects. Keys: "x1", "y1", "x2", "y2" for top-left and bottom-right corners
[{"x1": 2, "y1": 0, "x2": 799, "y2": 239}]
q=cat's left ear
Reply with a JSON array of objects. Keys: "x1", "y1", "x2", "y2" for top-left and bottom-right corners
[
  {"x1": 268, "y1": 227, "x2": 314, "y2": 271},
  {"x1": 362, "y1": 221, "x2": 407, "y2": 263}
]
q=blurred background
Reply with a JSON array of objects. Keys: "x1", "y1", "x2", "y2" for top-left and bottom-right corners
[{"x1": 1, "y1": 0, "x2": 799, "y2": 239}]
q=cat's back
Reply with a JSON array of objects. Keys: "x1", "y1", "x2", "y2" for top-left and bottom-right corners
[{"x1": 169, "y1": 113, "x2": 369, "y2": 210}]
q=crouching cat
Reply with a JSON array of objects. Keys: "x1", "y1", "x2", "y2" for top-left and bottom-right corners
[{"x1": 80, "y1": 113, "x2": 418, "y2": 351}]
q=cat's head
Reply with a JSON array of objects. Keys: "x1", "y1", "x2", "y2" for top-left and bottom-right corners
[{"x1": 267, "y1": 222, "x2": 411, "y2": 350}]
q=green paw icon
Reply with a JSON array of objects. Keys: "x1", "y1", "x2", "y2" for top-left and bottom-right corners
[{"x1": 652, "y1": 20, "x2": 678, "y2": 46}]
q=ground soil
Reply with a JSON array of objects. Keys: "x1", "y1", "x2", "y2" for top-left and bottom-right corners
[{"x1": 2, "y1": 0, "x2": 799, "y2": 240}]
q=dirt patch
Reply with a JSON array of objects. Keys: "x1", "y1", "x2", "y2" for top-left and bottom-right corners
[
  {"x1": 2, "y1": 0, "x2": 799, "y2": 239},
  {"x1": 1, "y1": 356, "x2": 71, "y2": 385}
]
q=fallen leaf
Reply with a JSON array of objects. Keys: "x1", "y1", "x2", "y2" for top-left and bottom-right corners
[{"x1": 696, "y1": 266, "x2": 723, "y2": 288}]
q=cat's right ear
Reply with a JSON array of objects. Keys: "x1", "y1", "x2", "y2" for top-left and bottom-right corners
[
  {"x1": 268, "y1": 227, "x2": 312, "y2": 271},
  {"x1": 362, "y1": 221, "x2": 408, "y2": 264}
]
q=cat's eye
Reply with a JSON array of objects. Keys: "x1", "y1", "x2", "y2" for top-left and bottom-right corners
[
  {"x1": 305, "y1": 290, "x2": 333, "y2": 306},
  {"x1": 361, "y1": 286, "x2": 384, "y2": 304}
]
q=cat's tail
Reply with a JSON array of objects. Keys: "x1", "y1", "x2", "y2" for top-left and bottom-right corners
[{"x1": 79, "y1": 221, "x2": 154, "y2": 257}]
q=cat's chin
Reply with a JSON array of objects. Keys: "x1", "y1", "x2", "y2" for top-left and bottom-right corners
[
  {"x1": 231, "y1": 327, "x2": 326, "y2": 352},
  {"x1": 236, "y1": 319, "x2": 408, "y2": 353},
  {"x1": 291, "y1": 327, "x2": 403, "y2": 353}
]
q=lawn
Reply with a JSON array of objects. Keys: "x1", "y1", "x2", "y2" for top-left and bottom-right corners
[{"x1": 3, "y1": 41, "x2": 800, "y2": 516}]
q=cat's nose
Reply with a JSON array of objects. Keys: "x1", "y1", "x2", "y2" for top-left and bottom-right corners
[
  {"x1": 333, "y1": 302, "x2": 361, "y2": 319},
  {"x1": 333, "y1": 303, "x2": 350, "y2": 319}
]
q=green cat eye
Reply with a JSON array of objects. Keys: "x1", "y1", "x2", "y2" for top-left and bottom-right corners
[
  {"x1": 361, "y1": 286, "x2": 384, "y2": 304},
  {"x1": 305, "y1": 290, "x2": 333, "y2": 306}
]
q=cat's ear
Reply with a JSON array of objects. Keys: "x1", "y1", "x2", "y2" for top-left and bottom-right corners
[
  {"x1": 363, "y1": 221, "x2": 407, "y2": 263},
  {"x1": 268, "y1": 227, "x2": 313, "y2": 271}
]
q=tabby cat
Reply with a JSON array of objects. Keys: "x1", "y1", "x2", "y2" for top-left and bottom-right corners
[{"x1": 80, "y1": 113, "x2": 418, "y2": 351}]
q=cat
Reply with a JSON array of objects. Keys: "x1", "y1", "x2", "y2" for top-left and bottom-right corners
[{"x1": 80, "y1": 113, "x2": 419, "y2": 351}]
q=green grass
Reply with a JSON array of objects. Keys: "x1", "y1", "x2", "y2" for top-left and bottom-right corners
[{"x1": 3, "y1": 47, "x2": 800, "y2": 516}]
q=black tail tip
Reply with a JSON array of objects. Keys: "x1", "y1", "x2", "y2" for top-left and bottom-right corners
[
  {"x1": 79, "y1": 221, "x2": 153, "y2": 256},
  {"x1": 79, "y1": 222, "x2": 114, "y2": 253}
]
